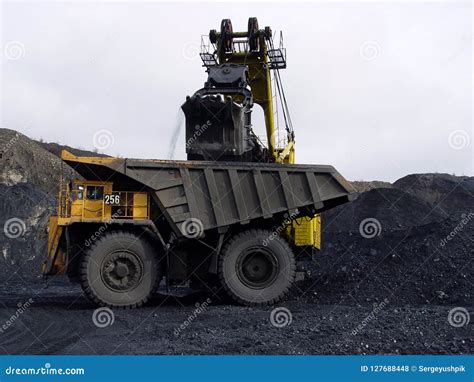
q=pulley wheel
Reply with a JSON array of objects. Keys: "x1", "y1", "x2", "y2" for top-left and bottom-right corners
[
  {"x1": 248, "y1": 17, "x2": 260, "y2": 51},
  {"x1": 220, "y1": 19, "x2": 233, "y2": 53},
  {"x1": 209, "y1": 29, "x2": 217, "y2": 44}
]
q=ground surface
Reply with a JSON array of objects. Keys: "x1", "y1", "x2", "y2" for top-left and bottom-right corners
[{"x1": 0, "y1": 280, "x2": 471, "y2": 355}]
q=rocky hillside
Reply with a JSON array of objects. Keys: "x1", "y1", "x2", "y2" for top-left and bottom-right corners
[
  {"x1": 36, "y1": 140, "x2": 107, "y2": 159},
  {"x1": 0, "y1": 129, "x2": 67, "y2": 280},
  {"x1": 0, "y1": 129, "x2": 76, "y2": 196}
]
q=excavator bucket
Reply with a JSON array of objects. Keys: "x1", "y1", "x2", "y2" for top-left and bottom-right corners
[{"x1": 182, "y1": 95, "x2": 248, "y2": 160}]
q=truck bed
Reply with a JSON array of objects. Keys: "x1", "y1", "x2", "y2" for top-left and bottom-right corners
[{"x1": 62, "y1": 151, "x2": 357, "y2": 236}]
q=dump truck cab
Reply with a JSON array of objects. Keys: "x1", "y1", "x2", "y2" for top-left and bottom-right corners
[
  {"x1": 58, "y1": 180, "x2": 149, "y2": 222},
  {"x1": 66, "y1": 180, "x2": 111, "y2": 221},
  {"x1": 43, "y1": 177, "x2": 151, "y2": 276}
]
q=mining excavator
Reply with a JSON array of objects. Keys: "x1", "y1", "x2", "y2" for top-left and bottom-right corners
[{"x1": 42, "y1": 18, "x2": 356, "y2": 308}]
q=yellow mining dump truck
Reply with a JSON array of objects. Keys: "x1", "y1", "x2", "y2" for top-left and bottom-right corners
[{"x1": 43, "y1": 18, "x2": 356, "y2": 308}]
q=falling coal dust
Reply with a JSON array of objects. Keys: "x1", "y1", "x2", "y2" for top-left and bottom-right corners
[{"x1": 167, "y1": 110, "x2": 185, "y2": 160}]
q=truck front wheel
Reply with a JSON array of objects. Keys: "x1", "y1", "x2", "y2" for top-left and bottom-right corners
[
  {"x1": 218, "y1": 229, "x2": 296, "y2": 306},
  {"x1": 80, "y1": 231, "x2": 161, "y2": 308}
]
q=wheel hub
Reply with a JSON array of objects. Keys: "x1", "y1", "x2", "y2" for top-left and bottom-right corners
[
  {"x1": 237, "y1": 248, "x2": 279, "y2": 289},
  {"x1": 102, "y1": 251, "x2": 143, "y2": 292},
  {"x1": 114, "y1": 263, "x2": 129, "y2": 278}
]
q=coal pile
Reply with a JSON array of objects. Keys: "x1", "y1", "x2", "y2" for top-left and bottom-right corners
[
  {"x1": 322, "y1": 187, "x2": 446, "y2": 233},
  {"x1": 394, "y1": 173, "x2": 474, "y2": 219},
  {"x1": 349, "y1": 180, "x2": 392, "y2": 193},
  {"x1": 298, "y1": 174, "x2": 473, "y2": 307},
  {"x1": 303, "y1": 218, "x2": 473, "y2": 306},
  {"x1": 0, "y1": 183, "x2": 53, "y2": 281}
]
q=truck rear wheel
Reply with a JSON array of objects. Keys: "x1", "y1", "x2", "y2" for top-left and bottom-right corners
[
  {"x1": 218, "y1": 229, "x2": 296, "y2": 306},
  {"x1": 80, "y1": 231, "x2": 160, "y2": 308}
]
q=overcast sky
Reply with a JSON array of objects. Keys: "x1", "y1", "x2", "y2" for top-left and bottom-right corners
[{"x1": 1, "y1": 1, "x2": 472, "y2": 182}]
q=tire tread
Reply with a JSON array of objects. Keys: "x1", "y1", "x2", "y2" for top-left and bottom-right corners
[{"x1": 79, "y1": 231, "x2": 160, "y2": 309}]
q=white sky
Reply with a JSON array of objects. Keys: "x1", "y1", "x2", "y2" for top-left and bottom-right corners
[{"x1": 1, "y1": 0, "x2": 472, "y2": 182}]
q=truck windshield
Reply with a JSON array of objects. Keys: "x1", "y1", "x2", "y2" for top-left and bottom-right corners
[{"x1": 86, "y1": 186, "x2": 104, "y2": 200}]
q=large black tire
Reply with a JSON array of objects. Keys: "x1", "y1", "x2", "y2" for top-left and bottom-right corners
[
  {"x1": 80, "y1": 231, "x2": 161, "y2": 308},
  {"x1": 218, "y1": 229, "x2": 296, "y2": 306}
]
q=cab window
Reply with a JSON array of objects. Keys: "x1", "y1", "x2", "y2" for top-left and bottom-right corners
[
  {"x1": 86, "y1": 186, "x2": 104, "y2": 200},
  {"x1": 76, "y1": 185, "x2": 84, "y2": 200}
]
